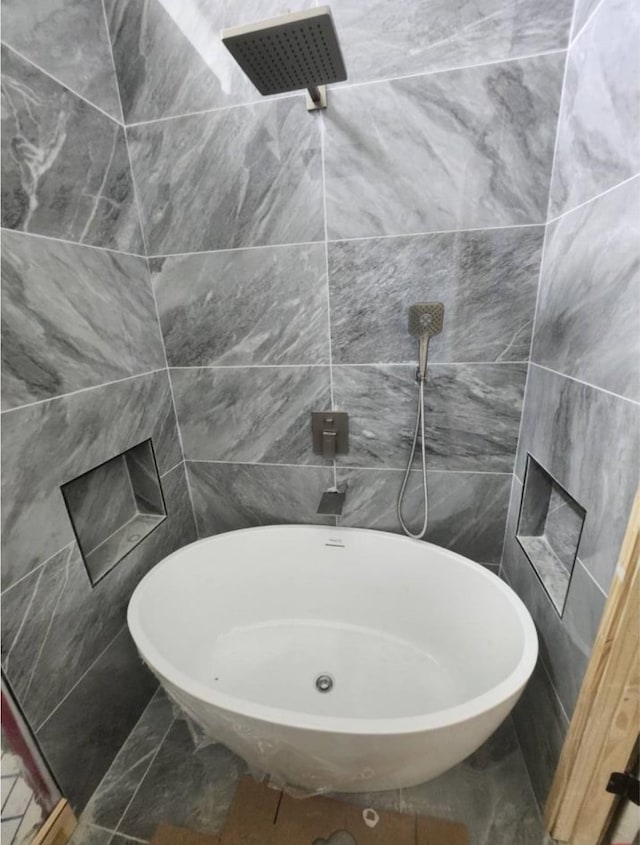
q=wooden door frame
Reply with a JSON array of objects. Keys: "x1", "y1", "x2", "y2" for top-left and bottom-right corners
[{"x1": 544, "y1": 490, "x2": 640, "y2": 845}]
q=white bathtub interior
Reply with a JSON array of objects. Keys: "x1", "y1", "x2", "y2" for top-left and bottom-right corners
[{"x1": 133, "y1": 526, "x2": 530, "y2": 725}]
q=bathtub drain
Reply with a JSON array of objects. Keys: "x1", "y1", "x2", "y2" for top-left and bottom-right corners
[{"x1": 315, "y1": 674, "x2": 334, "y2": 693}]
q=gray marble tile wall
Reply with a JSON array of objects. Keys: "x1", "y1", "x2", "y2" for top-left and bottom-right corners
[
  {"x1": 111, "y1": 0, "x2": 569, "y2": 572},
  {"x1": 500, "y1": 0, "x2": 640, "y2": 811},
  {"x1": 1, "y1": 2, "x2": 195, "y2": 814}
]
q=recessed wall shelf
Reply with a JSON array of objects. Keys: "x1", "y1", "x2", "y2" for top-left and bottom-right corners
[
  {"x1": 516, "y1": 454, "x2": 586, "y2": 615},
  {"x1": 60, "y1": 439, "x2": 166, "y2": 586}
]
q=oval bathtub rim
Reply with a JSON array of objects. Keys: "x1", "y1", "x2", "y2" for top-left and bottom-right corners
[{"x1": 127, "y1": 524, "x2": 539, "y2": 737}]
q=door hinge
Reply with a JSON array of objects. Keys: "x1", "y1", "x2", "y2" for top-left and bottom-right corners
[{"x1": 606, "y1": 772, "x2": 640, "y2": 805}]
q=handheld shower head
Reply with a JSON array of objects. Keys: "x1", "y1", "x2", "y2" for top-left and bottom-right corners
[{"x1": 408, "y1": 302, "x2": 445, "y2": 380}]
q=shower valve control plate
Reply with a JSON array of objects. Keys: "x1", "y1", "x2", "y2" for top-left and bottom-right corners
[{"x1": 311, "y1": 411, "x2": 349, "y2": 458}]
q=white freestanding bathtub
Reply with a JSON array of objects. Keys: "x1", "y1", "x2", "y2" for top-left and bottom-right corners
[{"x1": 128, "y1": 525, "x2": 537, "y2": 793}]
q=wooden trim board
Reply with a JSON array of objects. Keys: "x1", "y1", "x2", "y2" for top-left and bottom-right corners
[
  {"x1": 544, "y1": 490, "x2": 640, "y2": 845},
  {"x1": 31, "y1": 800, "x2": 77, "y2": 845}
]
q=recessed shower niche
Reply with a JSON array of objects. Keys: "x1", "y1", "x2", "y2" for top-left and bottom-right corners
[
  {"x1": 516, "y1": 454, "x2": 586, "y2": 615},
  {"x1": 61, "y1": 440, "x2": 167, "y2": 585}
]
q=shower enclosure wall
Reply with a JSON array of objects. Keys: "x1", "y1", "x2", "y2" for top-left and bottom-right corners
[{"x1": 1, "y1": 0, "x2": 638, "y2": 822}]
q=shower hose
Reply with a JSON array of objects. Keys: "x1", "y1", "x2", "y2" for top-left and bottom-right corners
[{"x1": 397, "y1": 376, "x2": 429, "y2": 539}]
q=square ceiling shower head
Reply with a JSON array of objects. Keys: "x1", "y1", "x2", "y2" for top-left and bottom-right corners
[{"x1": 221, "y1": 6, "x2": 347, "y2": 110}]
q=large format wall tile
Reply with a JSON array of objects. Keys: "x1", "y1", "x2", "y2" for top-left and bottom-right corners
[
  {"x1": 152, "y1": 244, "x2": 329, "y2": 367},
  {"x1": 2, "y1": 0, "x2": 122, "y2": 120},
  {"x1": 324, "y1": 54, "x2": 564, "y2": 239},
  {"x1": 333, "y1": 364, "x2": 526, "y2": 471},
  {"x1": 106, "y1": 0, "x2": 312, "y2": 121},
  {"x1": 549, "y1": 0, "x2": 640, "y2": 217},
  {"x1": 532, "y1": 178, "x2": 640, "y2": 401},
  {"x1": 1, "y1": 371, "x2": 182, "y2": 589},
  {"x1": 171, "y1": 366, "x2": 331, "y2": 464},
  {"x1": 2, "y1": 463, "x2": 195, "y2": 731},
  {"x1": 329, "y1": 228, "x2": 542, "y2": 364},
  {"x1": 511, "y1": 660, "x2": 568, "y2": 808},
  {"x1": 36, "y1": 627, "x2": 157, "y2": 812},
  {"x1": 188, "y1": 462, "x2": 335, "y2": 536},
  {"x1": 502, "y1": 477, "x2": 605, "y2": 716},
  {"x1": 515, "y1": 365, "x2": 640, "y2": 592},
  {"x1": 1, "y1": 47, "x2": 143, "y2": 253},
  {"x1": 127, "y1": 97, "x2": 323, "y2": 255},
  {"x1": 335, "y1": 468, "x2": 510, "y2": 564},
  {"x1": 105, "y1": 0, "x2": 219, "y2": 124},
  {"x1": 1, "y1": 231, "x2": 165, "y2": 409},
  {"x1": 332, "y1": 0, "x2": 572, "y2": 84}
]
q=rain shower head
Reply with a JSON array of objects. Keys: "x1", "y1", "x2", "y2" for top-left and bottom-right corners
[
  {"x1": 408, "y1": 302, "x2": 445, "y2": 338},
  {"x1": 221, "y1": 6, "x2": 347, "y2": 111}
]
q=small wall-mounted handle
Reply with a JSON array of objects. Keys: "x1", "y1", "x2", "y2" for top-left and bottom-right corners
[
  {"x1": 322, "y1": 429, "x2": 337, "y2": 458},
  {"x1": 311, "y1": 411, "x2": 349, "y2": 457}
]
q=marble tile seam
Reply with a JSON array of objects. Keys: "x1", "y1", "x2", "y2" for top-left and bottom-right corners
[
  {"x1": 0, "y1": 228, "x2": 146, "y2": 260},
  {"x1": 543, "y1": 49, "x2": 571, "y2": 224},
  {"x1": 0, "y1": 40, "x2": 124, "y2": 127},
  {"x1": 88, "y1": 823, "x2": 148, "y2": 844},
  {"x1": 159, "y1": 460, "x2": 185, "y2": 479},
  {"x1": 78, "y1": 690, "x2": 167, "y2": 825},
  {"x1": 0, "y1": 543, "x2": 74, "y2": 598},
  {"x1": 145, "y1": 223, "x2": 546, "y2": 261},
  {"x1": 498, "y1": 474, "x2": 519, "y2": 575},
  {"x1": 509, "y1": 711, "x2": 544, "y2": 822},
  {"x1": 0, "y1": 369, "x2": 168, "y2": 415},
  {"x1": 530, "y1": 363, "x2": 640, "y2": 406},
  {"x1": 167, "y1": 362, "x2": 529, "y2": 370},
  {"x1": 569, "y1": 0, "x2": 608, "y2": 46},
  {"x1": 577, "y1": 556, "x2": 608, "y2": 599},
  {"x1": 501, "y1": 567, "x2": 571, "y2": 727},
  {"x1": 122, "y1": 48, "x2": 568, "y2": 131},
  {"x1": 319, "y1": 112, "x2": 335, "y2": 416},
  {"x1": 186, "y1": 459, "x2": 512, "y2": 476},
  {"x1": 112, "y1": 717, "x2": 176, "y2": 841},
  {"x1": 35, "y1": 624, "x2": 128, "y2": 733},
  {"x1": 545, "y1": 172, "x2": 640, "y2": 226}
]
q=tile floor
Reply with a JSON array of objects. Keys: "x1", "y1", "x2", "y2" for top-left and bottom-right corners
[{"x1": 74, "y1": 688, "x2": 549, "y2": 845}]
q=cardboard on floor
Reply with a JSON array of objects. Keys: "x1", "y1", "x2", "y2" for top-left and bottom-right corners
[{"x1": 150, "y1": 776, "x2": 469, "y2": 845}]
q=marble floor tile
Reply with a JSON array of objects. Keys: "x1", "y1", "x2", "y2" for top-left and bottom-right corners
[
  {"x1": 36, "y1": 628, "x2": 158, "y2": 813},
  {"x1": 1, "y1": 47, "x2": 143, "y2": 253},
  {"x1": 332, "y1": 0, "x2": 572, "y2": 84},
  {"x1": 1, "y1": 371, "x2": 182, "y2": 589},
  {"x1": 532, "y1": 177, "x2": 640, "y2": 402},
  {"x1": 329, "y1": 227, "x2": 542, "y2": 364},
  {"x1": 117, "y1": 719, "x2": 246, "y2": 839},
  {"x1": 549, "y1": 0, "x2": 640, "y2": 217},
  {"x1": 2, "y1": 0, "x2": 122, "y2": 120},
  {"x1": 127, "y1": 97, "x2": 323, "y2": 255},
  {"x1": 515, "y1": 364, "x2": 640, "y2": 592},
  {"x1": 335, "y1": 468, "x2": 510, "y2": 564},
  {"x1": 82, "y1": 690, "x2": 174, "y2": 830},
  {"x1": 333, "y1": 719, "x2": 543, "y2": 845},
  {"x1": 152, "y1": 244, "x2": 329, "y2": 367},
  {"x1": 1, "y1": 463, "x2": 195, "y2": 732},
  {"x1": 69, "y1": 823, "x2": 114, "y2": 845},
  {"x1": 324, "y1": 54, "x2": 564, "y2": 239},
  {"x1": 332, "y1": 363, "x2": 527, "y2": 471},
  {"x1": 170, "y1": 366, "x2": 331, "y2": 465},
  {"x1": 188, "y1": 462, "x2": 335, "y2": 536},
  {"x1": 1, "y1": 231, "x2": 164, "y2": 410}
]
